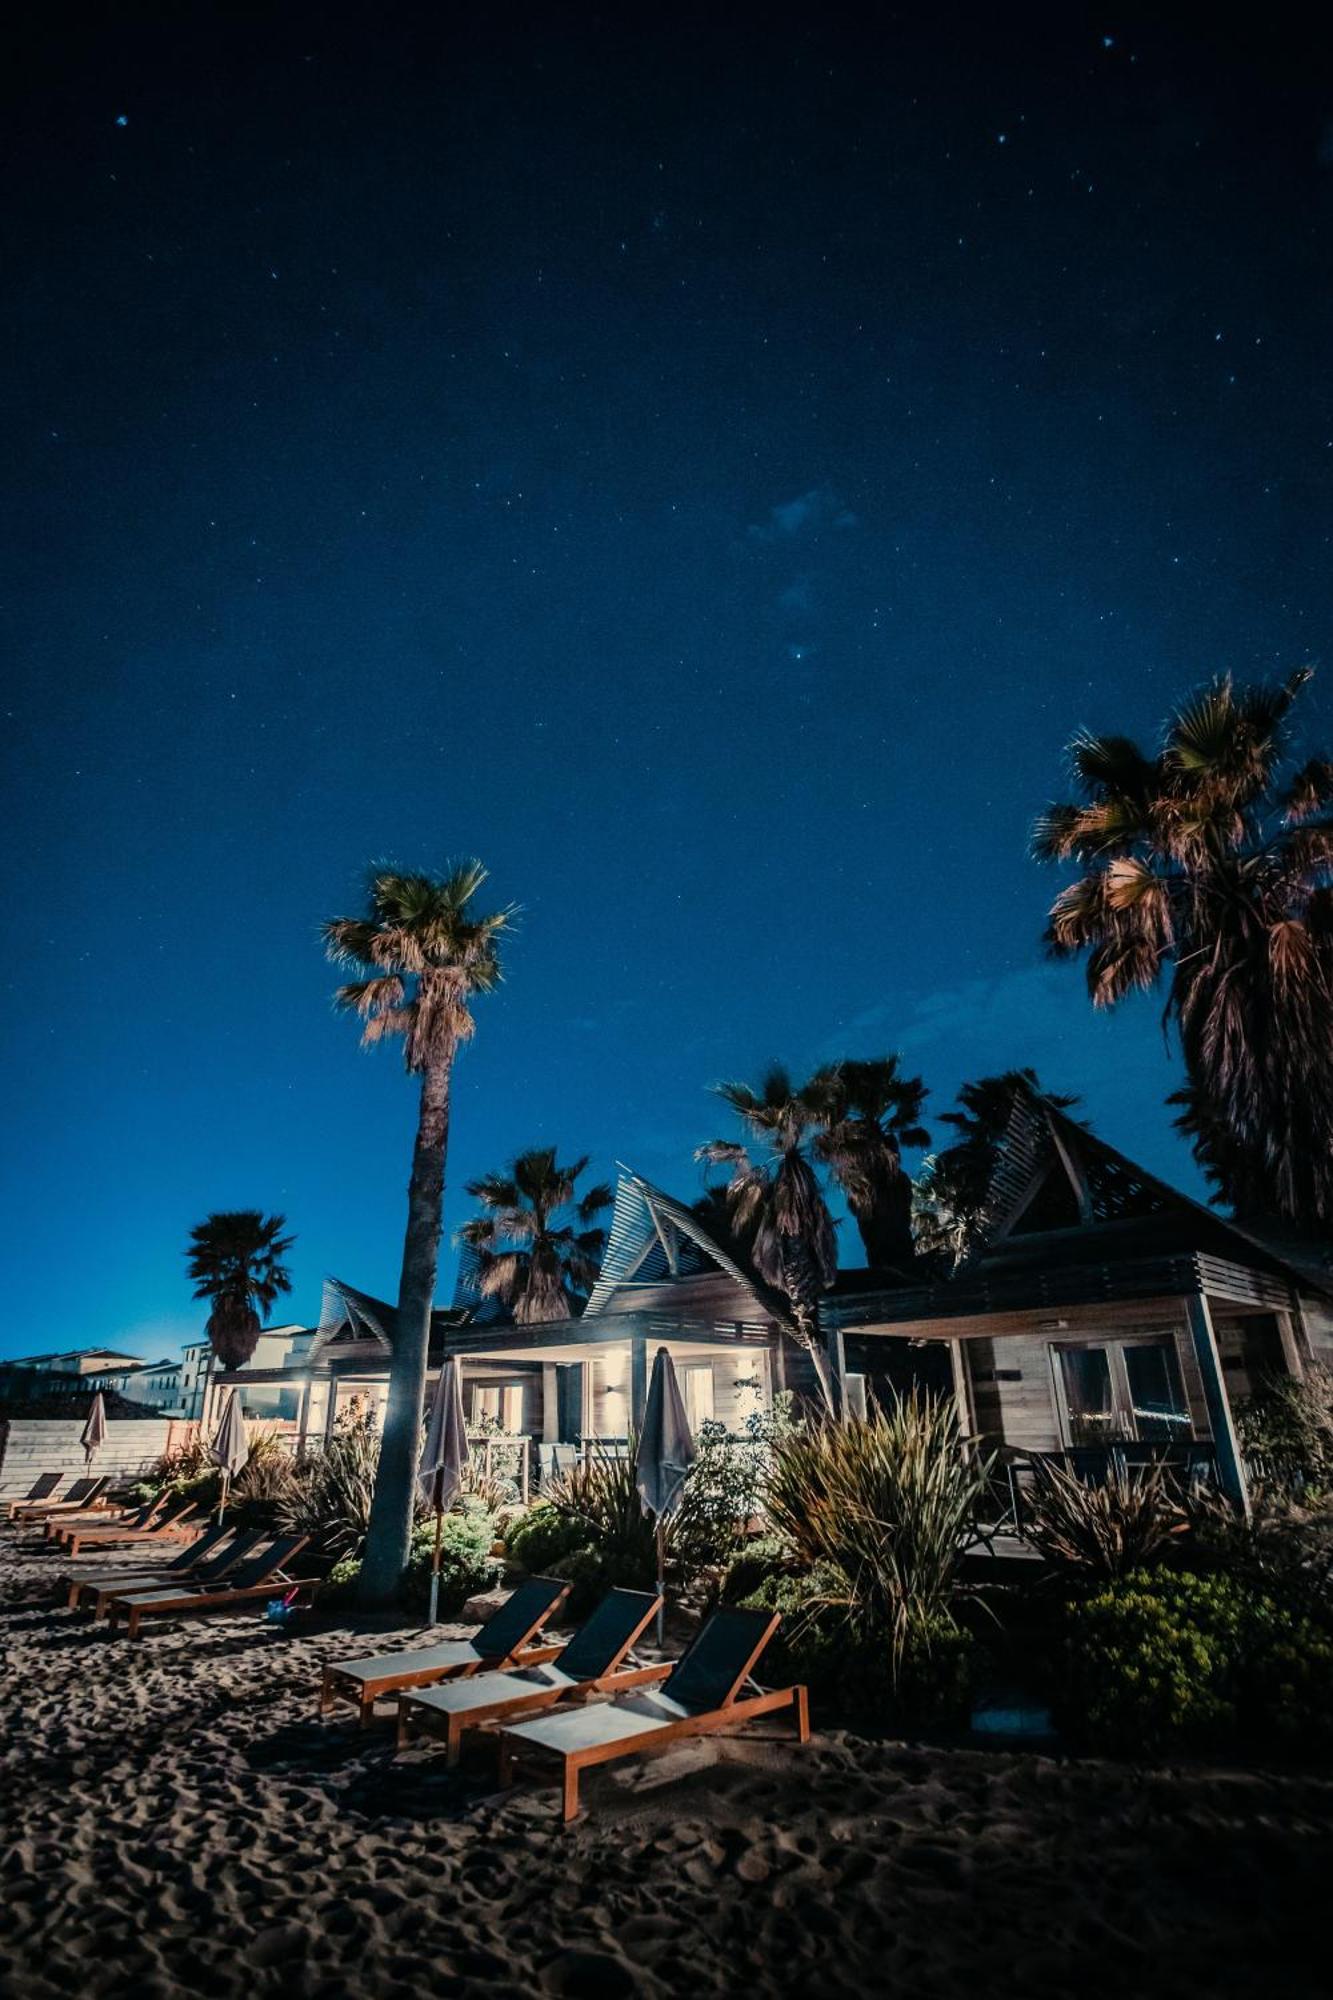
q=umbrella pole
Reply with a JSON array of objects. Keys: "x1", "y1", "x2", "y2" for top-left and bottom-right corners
[
  {"x1": 655, "y1": 1521, "x2": 665, "y2": 1649},
  {"x1": 429, "y1": 1486, "x2": 444, "y2": 1626},
  {"x1": 217, "y1": 1470, "x2": 229, "y2": 1527}
]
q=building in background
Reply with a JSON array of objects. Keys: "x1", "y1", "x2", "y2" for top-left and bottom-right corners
[{"x1": 8, "y1": 1348, "x2": 146, "y2": 1378}]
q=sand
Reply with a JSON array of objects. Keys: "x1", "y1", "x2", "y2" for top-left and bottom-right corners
[{"x1": 2, "y1": 1533, "x2": 1331, "y2": 1999}]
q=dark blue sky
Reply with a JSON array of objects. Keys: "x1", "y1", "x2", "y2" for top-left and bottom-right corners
[{"x1": 4, "y1": 4, "x2": 1332, "y2": 1360}]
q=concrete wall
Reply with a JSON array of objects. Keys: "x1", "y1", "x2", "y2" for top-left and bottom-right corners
[{"x1": 0, "y1": 1418, "x2": 195, "y2": 1499}]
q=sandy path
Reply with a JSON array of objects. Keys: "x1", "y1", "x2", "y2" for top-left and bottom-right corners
[{"x1": 1, "y1": 1536, "x2": 1330, "y2": 1998}]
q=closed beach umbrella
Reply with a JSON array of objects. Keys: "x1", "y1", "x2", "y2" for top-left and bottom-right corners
[
  {"x1": 635, "y1": 1347, "x2": 696, "y2": 1645},
  {"x1": 419, "y1": 1358, "x2": 470, "y2": 1625},
  {"x1": 80, "y1": 1391, "x2": 108, "y2": 1469},
  {"x1": 209, "y1": 1388, "x2": 249, "y2": 1522}
]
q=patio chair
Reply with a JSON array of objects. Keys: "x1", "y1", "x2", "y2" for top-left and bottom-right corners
[
  {"x1": 0, "y1": 1473, "x2": 64, "y2": 1521},
  {"x1": 395, "y1": 1587, "x2": 663, "y2": 1763},
  {"x1": 64, "y1": 1521, "x2": 245, "y2": 1614},
  {"x1": 319, "y1": 1575, "x2": 572, "y2": 1729},
  {"x1": 54, "y1": 1493, "x2": 200, "y2": 1556},
  {"x1": 107, "y1": 1534, "x2": 315, "y2": 1639},
  {"x1": 10, "y1": 1476, "x2": 109, "y2": 1524},
  {"x1": 497, "y1": 1606, "x2": 809, "y2": 1823}
]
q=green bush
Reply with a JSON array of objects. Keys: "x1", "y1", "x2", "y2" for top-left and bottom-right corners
[
  {"x1": 737, "y1": 1562, "x2": 975, "y2": 1729},
  {"x1": 324, "y1": 1503, "x2": 502, "y2": 1618},
  {"x1": 278, "y1": 1414, "x2": 387, "y2": 1563},
  {"x1": 1057, "y1": 1566, "x2": 1333, "y2": 1759},
  {"x1": 505, "y1": 1500, "x2": 595, "y2": 1575}
]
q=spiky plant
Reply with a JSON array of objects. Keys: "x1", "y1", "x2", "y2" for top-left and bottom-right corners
[
  {"x1": 697, "y1": 1066, "x2": 838, "y2": 1410},
  {"x1": 185, "y1": 1210, "x2": 294, "y2": 1369},
  {"x1": 764, "y1": 1393, "x2": 993, "y2": 1678},
  {"x1": 458, "y1": 1147, "x2": 612, "y2": 1323},
  {"x1": 1024, "y1": 1459, "x2": 1188, "y2": 1580},
  {"x1": 806, "y1": 1057, "x2": 930, "y2": 1272},
  {"x1": 1034, "y1": 669, "x2": 1333, "y2": 1226},
  {"x1": 324, "y1": 860, "x2": 514, "y2": 1601}
]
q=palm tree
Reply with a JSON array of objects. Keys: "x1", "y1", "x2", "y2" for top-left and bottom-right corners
[
  {"x1": 1034, "y1": 669, "x2": 1333, "y2": 1226},
  {"x1": 324, "y1": 861, "x2": 514, "y2": 1602},
  {"x1": 458, "y1": 1148, "x2": 613, "y2": 1322},
  {"x1": 911, "y1": 1070, "x2": 1079, "y2": 1269},
  {"x1": 807, "y1": 1057, "x2": 930, "y2": 1271},
  {"x1": 185, "y1": 1210, "x2": 294, "y2": 1369},
  {"x1": 697, "y1": 1066, "x2": 838, "y2": 1411}
]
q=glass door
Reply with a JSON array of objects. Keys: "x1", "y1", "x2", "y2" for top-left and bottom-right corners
[{"x1": 1054, "y1": 1339, "x2": 1190, "y2": 1446}]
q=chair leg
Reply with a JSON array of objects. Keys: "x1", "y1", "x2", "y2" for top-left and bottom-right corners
[
  {"x1": 318, "y1": 1673, "x2": 335, "y2": 1718},
  {"x1": 794, "y1": 1685, "x2": 810, "y2": 1744},
  {"x1": 561, "y1": 1760, "x2": 581, "y2": 1824},
  {"x1": 359, "y1": 1693, "x2": 376, "y2": 1730},
  {"x1": 446, "y1": 1719, "x2": 464, "y2": 1769},
  {"x1": 396, "y1": 1703, "x2": 413, "y2": 1752},
  {"x1": 497, "y1": 1739, "x2": 514, "y2": 1788}
]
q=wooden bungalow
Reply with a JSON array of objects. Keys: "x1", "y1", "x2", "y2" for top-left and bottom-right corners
[
  {"x1": 212, "y1": 1100, "x2": 1332, "y2": 1512},
  {"x1": 213, "y1": 1171, "x2": 810, "y2": 1469},
  {"x1": 824, "y1": 1094, "x2": 1333, "y2": 1510}
]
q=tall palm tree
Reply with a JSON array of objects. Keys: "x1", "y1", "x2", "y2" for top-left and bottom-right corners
[
  {"x1": 185, "y1": 1210, "x2": 294, "y2": 1369},
  {"x1": 697, "y1": 1066, "x2": 838, "y2": 1411},
  {"x1": 1034, "y1": 669, "x2": 1333, "y2": 1226},
  {"x1": 458, "y1": 1148, "x2": 613, "y2": 1323},
  {"x1": 912, "y1": 1070, "x2": 1078, "y2": 1270},
  {"x1": 807, "y1": 1057, "x2": 930, "y2": 1271},
  {"x1": 324, "y1": 861, "x2": 514, "y2": 1602}
]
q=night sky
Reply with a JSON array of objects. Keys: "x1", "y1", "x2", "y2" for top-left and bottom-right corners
[{"x1": 4, "y1": 4, "x2": 1332, "y2": 1360}]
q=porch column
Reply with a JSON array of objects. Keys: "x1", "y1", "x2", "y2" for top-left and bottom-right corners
[
  {"x1": 948, "y1": 1339, "x2": 975, "y2": 1438},
  {"x1": 541, "y1": 1363, "x2": 560, "y2": 1443},
  {"x1": 324, "y1": 1377, "x2": 341, "y2": 1443},
  {"x1": 295, "y1": 1377, "x2": 314, "y2": 1461},
  {"x1": 1185, "y1": 1292, "x2": 1251, "y2": 1518},
  {"x1": 826, "y1": 1324, "x2": 849, "y2": 1421},
  {"x1": 629, "y1": 1336, "x2": 649, "y2": 1433}
]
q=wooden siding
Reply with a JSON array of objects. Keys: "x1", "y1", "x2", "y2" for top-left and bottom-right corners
[{"x1": 0, "y1": 1417, "x2": 191, "y2": 1498}]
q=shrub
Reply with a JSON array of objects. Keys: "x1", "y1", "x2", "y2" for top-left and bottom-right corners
[
  {"x1": 1056, "y1": 1566, "x2": 1333, "y2": 1759},
  {"x1": 403, "y1": 1505, "x2": 503, "y2": 1617},
  {"x1": 737, "y1": 1563, "x2": 975, "y2": 1729},
  {"x1": 763, "y1": 1392, "x2": 992, "y2": 1685},
  {"x1": 506, "y1": 1501, "x2": 596, "y2": 1575},
  {"x1": 672, "y1": 1397, "x2": 801, "y2": 1581},
  {"x1": 1025, "y1": 1459, "x2": 1189, "y2": 1580},
  {"x1": 541, "y1": 1449, "x2": 657, "y2": 1618},
  {"x1": 323, "y1": 1503, "x2": 502, "y2": 1617},
  {"x1": 1237, "y1": 1368, "x2": 1333, "y2": 1500}
]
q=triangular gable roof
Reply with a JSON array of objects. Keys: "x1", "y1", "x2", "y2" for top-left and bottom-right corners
[
  {"x1": 982, "y1": 1090, "x2": 1333, "y2": 1296},
  {"x1": 583, "y1": 1167, "x2": 787, "y2": 1323},
  {"x1": 309, "y1": 1278, "x2": 469, "y2": 1363}
]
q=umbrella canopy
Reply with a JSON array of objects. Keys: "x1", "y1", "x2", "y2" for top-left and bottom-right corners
[
  {"x1": 635, "y1": 1348, "x2": 696, "y2": 1524},
  {"x1": 208, "y1": 1388, "x2": 249, "y2": 1480},
  {"x1": 80, "y1": 1392, "x2": 108, "y2": 1468},
  {"x1": 419, "y1": 1358, "x2": 470, "y2": 1511}
]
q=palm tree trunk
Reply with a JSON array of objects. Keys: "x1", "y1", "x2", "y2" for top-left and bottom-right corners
[
  {"x1": 780, "y1": 1241, "x2": 837, "y2": 1417},
  {"x1": 358, "y1": 1055, "x2": 452, "y2": 1604}
]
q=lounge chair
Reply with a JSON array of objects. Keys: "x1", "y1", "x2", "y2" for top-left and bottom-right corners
[
  {"x1": 107, "y1": 1534, "x2": 315, "y2": 1639},
  {"x1": 47, "y1": 1494, "x2": 162, "y2": 1546},
  {"x1": 395, "y1": 1587, "x2": 663, "y2": 1763},
  {"x1": 0, "y1": 1473, "x2": 64, "y2": 1521},
  {"x1": 10, "y1": 1476, "x2": 109, "y2": 1523},
  {"x1": 55, "y1": 1494, "x2": 200, "y2": 1556},
  {"x1": 497, "y1": 1606, "x2": 809, "y2": 1822},
  {"x1": 63, "y1": 1522, "x2": 247, "y2": 1614},
  {"x1": 319, "y1": 1575, "x2": 572, "y2": 1729}
]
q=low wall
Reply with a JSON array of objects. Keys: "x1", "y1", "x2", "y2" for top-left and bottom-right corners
[{"x1": 0, "y1": 1418, "x2": 199, "y2": 1499}]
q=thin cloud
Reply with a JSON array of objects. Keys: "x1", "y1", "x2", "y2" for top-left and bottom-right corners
[{"x1": 748, "y1": 485, "x2": 858, "y2": 542}]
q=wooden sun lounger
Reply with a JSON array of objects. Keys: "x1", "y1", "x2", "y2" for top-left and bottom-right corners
[
  {"x1": 395, "y1": 1587, "x2": 664, "y2": 1764},
  {"x1": 48, "y1": 1494, "x2": 164, "y2": 1548},
  {"x1": 56, "y1": 1497, "x2": 199, "y2": 1557},
  {"x1": 64, "y1": 1522, "x2": 248, "y2": 1615},
  {"x1": 11, "y1": 1476, "x2": 110, "y2": 1523},
  {"x1": 0, "y1": 1473, "x2": 64, "y2": 1520},
  {"x1": 319, "y1": 1575, "x2": 572, "y2": 1729},
  {"x1": 108, "y1": 1534, "x2": 315, "y2": 1639},
  {"x1": 497, "y1": 1607, "x2": 809, "y2": 1822}
]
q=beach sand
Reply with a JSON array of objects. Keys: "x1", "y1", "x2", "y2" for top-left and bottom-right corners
[{"x1": 2, "y1": 1535, "x2": 1330, "y2": 1999}]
